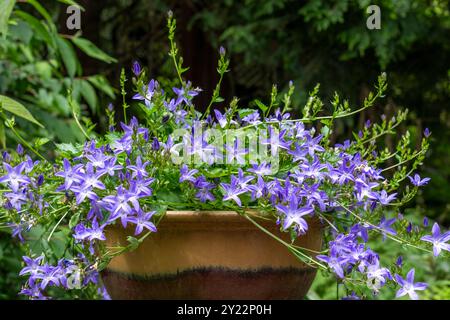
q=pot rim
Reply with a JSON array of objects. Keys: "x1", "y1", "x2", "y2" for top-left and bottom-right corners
[{"x1": 147, "y1": 210, "x2": 322, "y2": 230}]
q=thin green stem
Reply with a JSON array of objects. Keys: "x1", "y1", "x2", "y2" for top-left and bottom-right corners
[
  {"x1": 244, "y1": 213, "x2": 327, "y2": 269},
  {"x1": 335, "y1": 200, "x2": 432, "y2": 254},
  {"x1": 9, "y1": 125, "x2": 46, "y2": 161},
  {"x1": 72, "y1": 110, "x2": 90, "y2": 140},
  {"x1": 203, "y1": 72, "x2": 225, "y2": 120},
  {"x1": 381, "y1": 149, "x2": 426, "y2": 172},
  {"x1": 46, "y1": 210, "x2": 69, "y2": 242}
]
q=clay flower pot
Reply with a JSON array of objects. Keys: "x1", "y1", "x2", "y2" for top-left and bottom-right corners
[{"x1": 101, "y1": 211, "x2": 322, "y2": 300}]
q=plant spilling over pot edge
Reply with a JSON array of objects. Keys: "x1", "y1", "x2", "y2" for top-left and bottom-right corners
[{"x1": 0, "y1": 12, "x2": 447, "y2": 300}]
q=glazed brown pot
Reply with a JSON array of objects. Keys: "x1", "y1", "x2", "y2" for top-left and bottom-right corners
[{"x1": 101, "y1": 211, "x2": 322, "y2": 300}]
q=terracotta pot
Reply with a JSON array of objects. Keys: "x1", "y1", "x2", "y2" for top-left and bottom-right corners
[{"x1": 101, "y1": 211, "x2": 322, "y2": 300}]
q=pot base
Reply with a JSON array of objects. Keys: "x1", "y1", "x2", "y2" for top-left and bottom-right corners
[{"x1": 102, "y1": 266, "x2": 317, "y2": 300}]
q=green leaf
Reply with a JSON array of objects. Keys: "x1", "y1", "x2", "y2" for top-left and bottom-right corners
[
  {"x1": 71, "y1": 37, "x2": 117, "y2": 64},
  {"x1": 34, "y1": 137, "x2": 50, "y2": 148},
  {"x1": 87, "y1": 75, "x2": 116, "y2": 99},
  {"x1": 0, "y1": 95, "x2": 44, "y2": 128},
  {"x1": 80, "y1": 80, "x2": 98, "y2": 114},
  {"x1": 57, "y1": 0, "x2": 85, "y2": 11},
  {"x1": 253, "y1": 99, "x2": 268, "y2": 112},
  {"x1": 69, "y1": 212, "x2": 81, "y2": 229},
  {"x1": 26, "y1": 0, "x2": 53, "y2": 27},
  {"x1": 56, "y1": 142, "x2": 80, "y2": 155},
  {"x1": 14, "y1": 10, "x2": 53, "y2": 46},
  {"x1": 56, "y1": 36, "x2": 78, "y2": 78},
  {"x1": 238, "y1": 108, "x2": 256, "y2": 117},
  {"x1": 127, "y1": 236, "x2": 140, "y2": 251},
  {"x1": 0, "y1": 121, "x2": 5, "y2": 149},
  {"x1": 0, "y1": 0, "x2": 16, "y2": 37}
]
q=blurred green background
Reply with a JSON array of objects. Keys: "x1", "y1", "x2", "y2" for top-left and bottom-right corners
[{"x1": 0, "y1": 0, "x2": 449, "y2": 299}]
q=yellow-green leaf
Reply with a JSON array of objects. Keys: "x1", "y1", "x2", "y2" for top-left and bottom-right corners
[
  {"x1": 0, "y1": 121, "x2": 5, "y2": 149},
  {"x1": 56, "y1": 36, "x2": 77, "y2": 78},
  {"x1": 71, "y1": 37, "x2": 117, "y2": 64},
  {"x1": 0, "y1": 95, "x2": 44, "y2": 128},
  {"x1": 0, "y1": 0, "x2": 16, "y2": 37}
]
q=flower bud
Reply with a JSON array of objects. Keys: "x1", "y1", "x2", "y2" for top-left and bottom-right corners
[{"x1": 132, "y1": 61, "x2": 142, "y2": 76}]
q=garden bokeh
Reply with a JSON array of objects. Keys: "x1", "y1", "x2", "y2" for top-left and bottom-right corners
[{"x1": 0, "y1": 0, "x2": 449, "y2": 299}]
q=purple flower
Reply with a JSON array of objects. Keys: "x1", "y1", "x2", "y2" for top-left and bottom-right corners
[
  {"x1": 0, "y1": 162, "x2": 31, "y2": 192},
  {"x1": 9, "y1": 223, "x2": 26, "y2": 242},
  {"x1": 236, "y1": 168, "x2": 254, "y2": 190},
  {"x1": 194, "y1": 176, "x2": 216, "y2": 202},
  {"x1": 378, "y1": 216, "x2": 397, "y2": 239},
  {"x1": 101, "y1": 187, "x2": 137, "y2": 225},
  {"x1": 395, "y1": 269, "x2": 428, "y2": 300},
  {"x1": 133, "y1": 80, "x2": 158, "y2": 108},
  {"x1": 247, "y1": 175, "x2": 268, "y2": 199},
  {"x1": 225, "y1": 139, "x2": 248, "y2": 164},
  {"x1": 214, "y1": 109, "x2": 227, "y2": 128},
  {"x1": 374, "y1": 190, "x2": 397, "y2": 205},
  {"x1": 4, "y1": 190, "x2": 28, "y2": 211},
  {"x1": 408, "y1": 174, "x2": 430, "y2": 187},
  {"x1": 37, "y1": 265, "x2": 61, "y2": 290},
  {"x1": 173, "y1": 82, "x2": 200, "y2": 106},
  {"x1": 423, "y1": 128, "x2": 431, "y2": 137},
  {"x1": 242, "y1": 111, "x2": 261, "y2": 125},
  {"x1": 302, "y1": 134, "x2": 325, "y2": 156},
  {"x1": 20, "y1": 285, "x2": 45, "y2": 300},
  {"x1": 275, "y1": 195, "x2": 313, "y2": 233},
  {"x1": 111, "y1": 136, "x2": 133, "y2": 155},
  {"x1": 180, "y1": 164, "x2": 198, "y2": 183},
  {"x1": 71, "y1": 185, "x2": 99, "y2": 205},
  {"x1": 151, "y1": 137, "x2": 160, "y2": 151},
  {"x1": 335, "y1": 140, "x2": 352, "y2": 150},
  {"x1": 220, "y1": 176, "x2": 246, "y2": 206},
  {"x1": 366, "y1": 260, "x2": 391, "y2": 288},
  {"x1": 316, "y1": 254, "x2": 347, "y2": 278},
  {"x1": 298, "y1": 157, "x2": 327, "y2": 181},
  {"x1": 420, "y1": 222, "x2": 450, "y2": 257},
  {"x1": 248, "y1": 162, "x2": 272, "y2": 176},
  {"x1": 261, "y1": 127, "x2": 292, "y2": 154},
  {"x1": 128, "y1": 156, "x2": 150, "y2": 178},
  {"x1": 80, "y1": 163, "x2": 106, "y2": 190},
  {"x1": 20, "y1": 256, "x2": 44, "y2": 277},
  {"x1": 342, "y1": 292, "x2": 361, "y2": 300},
  {"x1": 98, "y1": 157, "x2": 122, "y2": 177},
  {"x1": 174, "y1": 109, "x2": 188, "y2": 124},
  {"x1": 406, "y1": 222, "x2": 413, "y2": 233},
  {"x1": 37, "y1": 174, "x2": 44, "y2": 186},
  {"x1": 164, "y1": 99, "x2": 179, "y2": 112},
  {"x1": 354, "y1": 179, "x2": 378, "y2": 203},
  {"x1": 17, "y1": 144, "x2": 24, "y2": 155},
  {"x1": 132, "y1": 61, "x2": 142, "y2": 76},
  {"x1": 55, "y1": 159, "x2": 83, "y2": 190},
  {"x1": 86, "y1": 152, "x2": 110, "y2": 169},
  {"x1": 73, "y1": 220, "x2": 106, "y2": 242},
  {"x1": 288, "y1": 143, "x2": 308, "y2": 163},
  {"x1": 127, "y1": 210, "x2": 157, "y2": 235},
  {"x1": 130, "y1": 178, "x2": 154, "y2": 197},
  {"x1": 120, "y1": 117, "x2": 149, "y2": 139}
]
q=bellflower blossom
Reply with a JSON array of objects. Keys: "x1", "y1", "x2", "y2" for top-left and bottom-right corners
[
  {"x1": 133, "y1": 80, "x2": 158, "y2": 108},
  {"x1": 394, "y1": 269, "x2": 428, "y2": 300},
  {"x1": 408, "y1": 174, "x2": 431, "y2": 187},
  {"x1": 420, "y1": 223, "x2": 450, "y2": 257}
]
